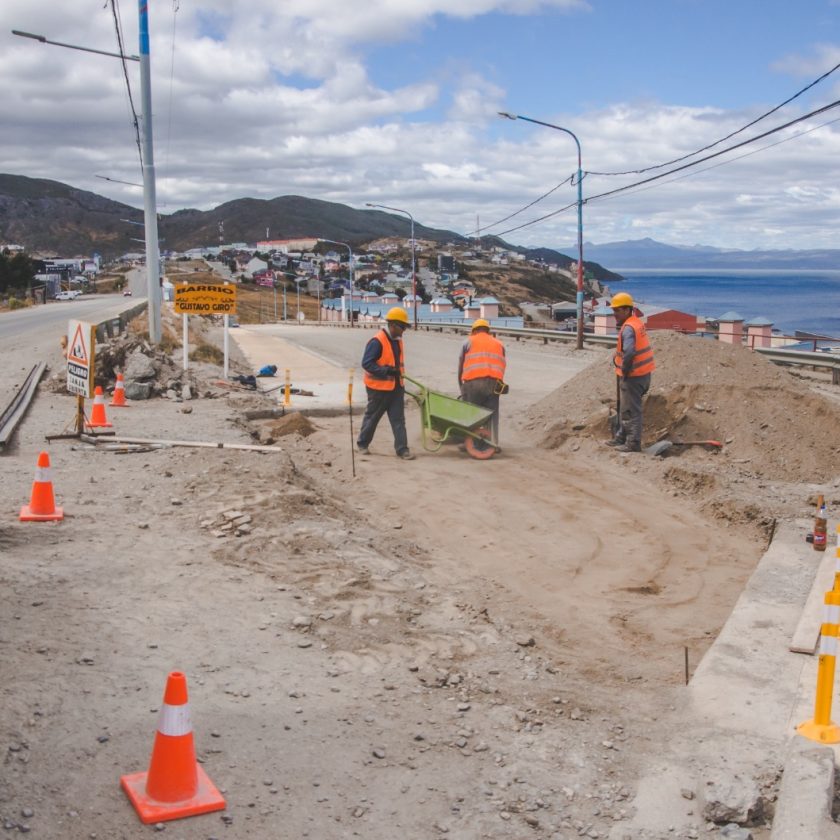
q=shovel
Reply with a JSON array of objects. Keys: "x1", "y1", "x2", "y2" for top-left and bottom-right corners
[
  {"x1": 644, "y1": 439, "x2": 723, "y2": 457},
  {"x1": 609, "y1": 377, "x2": 621, "y2": 437}
]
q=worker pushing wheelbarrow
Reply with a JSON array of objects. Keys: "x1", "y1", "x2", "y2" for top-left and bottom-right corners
[{"x1": 404, "y1": 375, "x2": 500, "y2": 460}]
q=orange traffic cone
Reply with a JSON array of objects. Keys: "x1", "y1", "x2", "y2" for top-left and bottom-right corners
[
  {"x1": 19, "y1": 451, "x2": 64, "y2": 522},
  {"x1": 110, "y1": 373, "x2": 128, "y2": 407},
  {"x1": 120, "y1": 671, "x2": 226, "y2": 824},
  {"x1": 86, "y1": 386, "x2": 113, "y2": 429}
]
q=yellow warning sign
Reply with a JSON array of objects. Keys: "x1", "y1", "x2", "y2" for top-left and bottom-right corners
[
  {"x1": 67, "y1": 320, "x2": 96, "y2": 397},
  {"x1": 174, "y1": 283, "x2": 237, "y2": 315}
]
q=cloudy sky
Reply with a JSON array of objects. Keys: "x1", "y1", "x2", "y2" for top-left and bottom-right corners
[{"x1": 3, "y1": 0, "x2": 840, "y2": 251}]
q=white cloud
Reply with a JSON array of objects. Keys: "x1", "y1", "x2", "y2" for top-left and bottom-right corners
[{"x1": 1, "y1": 1, "x2": 839, "y2": 250}]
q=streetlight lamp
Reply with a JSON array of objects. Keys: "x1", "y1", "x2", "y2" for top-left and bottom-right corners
[
  {"x1": 13, "y1": 16, "x2": 163, "y2": 345},
  {"x1": 498, "y1": 111, "x2": 585, "y2": 350},
  {"x1": 319, "y1": 239, "x2": 354, "y2": 327},
  {"x1": 366, "y1": 203, "x2": 417, "y2": 329}
]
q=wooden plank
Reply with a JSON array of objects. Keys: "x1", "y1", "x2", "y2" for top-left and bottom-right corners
[
  {"x1": 102, "y1": 435, "x2": 284, "y2": 453},
  {"x1": 789, "y1": 546, "x2": 837, "y2": 654}
]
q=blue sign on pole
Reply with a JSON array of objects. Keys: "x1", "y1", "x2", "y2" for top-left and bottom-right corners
[{"x1": 139, "y1": 1, "x2": 150, "y2": 55}]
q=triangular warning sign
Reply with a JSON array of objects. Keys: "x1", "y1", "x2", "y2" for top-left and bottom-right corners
[{"x1": 68, "y1": 323, "x2": 88, "y2": 366}]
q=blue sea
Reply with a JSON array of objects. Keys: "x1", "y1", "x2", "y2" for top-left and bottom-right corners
[{"x1": 615, "y1": 269, "x2": 840, "y2": 338}]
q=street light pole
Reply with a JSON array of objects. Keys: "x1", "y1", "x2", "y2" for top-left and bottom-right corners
[
  {"x1": 319, "y1": 239, "x2": 354, "y2": 327},
  {"x1": 274, "y1": 270, "x2": 300, "y2": 323},
  {"x1": 138, "y1": 0, "x2": 162, "y2": 344},
  {"x1": 499, "y1": 112, "x2": 585, "y2": 350},
  {"x1": 366, "y1": 203, "x2": 417, "y2": 328},
  {"x1": 13, "y1": 18, "x2": 162, "y2": 344}
]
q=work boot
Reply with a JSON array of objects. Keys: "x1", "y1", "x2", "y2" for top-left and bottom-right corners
[
  {"x1": 398, "y1": 450, "x2": 416, "y2": 460},
  {"x1": 615, "y1": 442, "x2": 641, "y2": 453},
  {"x1": 605, "y1": 438, "x2": 626, "y2": 447}
]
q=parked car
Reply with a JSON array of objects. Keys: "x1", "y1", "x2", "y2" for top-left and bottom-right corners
[{"x1": 55, "y1": 291, "x2": 75, "y2": 301}]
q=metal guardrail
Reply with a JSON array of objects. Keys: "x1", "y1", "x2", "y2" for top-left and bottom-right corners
[
  {"x1": 316, "y1": 318, "x2": 617, "y2": 346},
  {"x1": 315, "y1": 319, "x2": 839, "y2": 382},
  {"x1": 755, "y1": 346, "x2": 840, "y2": 383}
]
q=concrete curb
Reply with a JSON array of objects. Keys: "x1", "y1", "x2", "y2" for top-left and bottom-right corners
[
  {"x1": 611, "y1": 520, "x2": 834, "y2": 837},
  {"x1": 771, "y1": 738, "x2": 840, "y2": 839}
]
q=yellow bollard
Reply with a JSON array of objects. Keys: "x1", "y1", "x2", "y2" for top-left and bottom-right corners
[
  {"x1": 283, "y1": 369, "x2": 291, "y2": 407},
  {"x1": 833, "y1": 525, "x2": 840, "y2": 593},
  {"x1": 797, "y1": 590, "x2": 840, "y2": 743}
]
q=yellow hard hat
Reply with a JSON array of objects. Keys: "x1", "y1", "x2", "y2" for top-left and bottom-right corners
[
  {"x1": 471, "y1": 318, "x2": 490, "y2": 331},
  {"x1": 386, "y1": 307, "x2": 410, "y2": 325},
  {"x1": 609, "y1": 292, "x2": 634, "y2": 308}
]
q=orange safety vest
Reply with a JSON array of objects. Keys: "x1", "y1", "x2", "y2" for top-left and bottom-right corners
[
  {"x1": 363, "y1": 329, "x2": 405, "y2": 391},
  {"x1": 614, "y1": 315, "x2": 655, "y2": 377},
  {"x1": 461, "y1": 332, "x2": 507, "y2": 381}
]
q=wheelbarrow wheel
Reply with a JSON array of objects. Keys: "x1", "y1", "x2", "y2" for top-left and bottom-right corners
[{"x1": 464, "y1": 427, "x2": 496, "y2": 460}]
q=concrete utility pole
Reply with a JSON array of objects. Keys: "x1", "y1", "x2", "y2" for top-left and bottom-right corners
[
  {"x1": 13, "y1": 20, "x2": 162, "y2": 343},
  {"x1": 138, "y1": 0, "x2": 162, "y2": 344}
]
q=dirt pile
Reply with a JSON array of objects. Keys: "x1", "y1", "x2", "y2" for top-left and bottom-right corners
[
  {"x1": 527, "y1": 331, "x2": 840, "y2": 482},
  {"x1": 262, "y1": 411, "x2": 317, "y2": 442}
]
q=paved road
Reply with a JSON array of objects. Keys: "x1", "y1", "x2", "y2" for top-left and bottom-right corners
[
  {"x1": 0, "y1": 292, "x2": 142, "y2": 400},
  {"x1": 232, "y1": 323, "x2": 606, "y2": 413}
]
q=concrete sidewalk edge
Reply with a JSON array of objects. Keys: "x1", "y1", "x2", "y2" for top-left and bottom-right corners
[{"x1": 771, "y1": 737, "x2": 840, "y2": 839}]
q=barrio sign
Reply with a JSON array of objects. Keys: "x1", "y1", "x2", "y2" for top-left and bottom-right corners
[{"x1": 174, "y1": 283, "x2": 237, "y2": 315}]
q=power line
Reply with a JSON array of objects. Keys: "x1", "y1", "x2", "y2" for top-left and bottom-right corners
[
  {"x1": 586, "y1": 59, "x2": 840, "y2": 177},
  {"x1": 493, "y1": 200, "x2": 578, "y2": 239},
  {"x1": 109, "y1": 0, "x2": 143, "y2": 168},
  {"x1": 489, "y1": 97, "x2": 840, "y2": 238},
  {"x1": 586, "y1": 95, "x2": 840, "y2": 205},
  {"x1": 468, "y1": 174, "x2": 574, "y2": 237},
  {"x1": 162, "y1": 0, "x2": 180, "y2": 189},
  {"x1": 589, "y1": 114, "x2": 840, "y2": 205},
  {"x1": 485, "y1": 62, "x2": 840, "y2": 237}
]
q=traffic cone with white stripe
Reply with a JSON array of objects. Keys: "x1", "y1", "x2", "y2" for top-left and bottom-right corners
[
  {"x1": 86, "y1": 386, "x2": 113, "y2": 429},
  {"x1": 110, "y1": 373, "x2": 128, "y2": 407},
  {"x1": 19, "y1": 451, "x2": 63, "y2": 522},
  {"x1": 121, "y1": 671, "x2": 225, "y2": 824}
]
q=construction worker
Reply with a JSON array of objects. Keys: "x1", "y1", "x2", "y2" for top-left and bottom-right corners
[
  {"x1": 357, "y1": 307, "x2": 415, "y2": 460},
  {"x1": 606, "y1": 292, "x2": 655, "y2": 452},
  {"x1": 458, "y1": 318, "x2": 507, "y2": 446}
]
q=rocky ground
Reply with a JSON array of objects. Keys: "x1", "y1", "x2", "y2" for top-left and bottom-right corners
[{"x1": 1, "y1": 315, "x2": 838, "y2": 840}]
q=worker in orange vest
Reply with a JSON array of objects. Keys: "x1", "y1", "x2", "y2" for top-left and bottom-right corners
[
  {"x1": 357, "y1": 307, "x2": 415, "y2": 460},
  {"x1": 458, "y1": 319, "x2": 507, "y2": 446},
  {"x1": 606, "y1": 292, "x2": 655, "y2": 452}
]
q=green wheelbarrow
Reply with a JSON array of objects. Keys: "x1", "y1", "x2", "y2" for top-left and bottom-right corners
[{"x1": 404, "y1": 375, "x2": 499, "y2": 460}]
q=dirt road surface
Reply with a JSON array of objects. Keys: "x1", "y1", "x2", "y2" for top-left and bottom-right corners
[{"x1": 1, "y1": 315, "x2": 824, "y2": 839}]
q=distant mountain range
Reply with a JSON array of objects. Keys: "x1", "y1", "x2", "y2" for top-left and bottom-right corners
[
  {"x1": 565, "y1": 237, "x2": 840, "y2": 270},
  {"x1": 0, "y1": 174, "x2": 619, "y2": 281}
]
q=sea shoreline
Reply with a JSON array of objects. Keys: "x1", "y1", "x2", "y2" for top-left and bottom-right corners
[{"x1": 606, "y1": 268, "x2": 840, "y2": 339}]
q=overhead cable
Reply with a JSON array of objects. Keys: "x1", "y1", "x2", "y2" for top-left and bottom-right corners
[
  {"x1": 468, "y1": 174, "x2": 574, "y2": 237},
  {"x1": 490, "y1": 97, "x2": 840, "y2": 237},
  {"x1": 109, "y1": 0, "x2": 143, "y2": 168},
  {"x1": 586, "y1": 96, "x2": 840, "y2": 205},
  {"x1": 586, "y1": 58, "x2": 840, "y2": 177},
  {"x1": 590, "y1": 113, "x2": 840, "y2": 203}
]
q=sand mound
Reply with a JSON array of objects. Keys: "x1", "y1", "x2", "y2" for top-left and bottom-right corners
[
  {"x1": 527, "y1": 331, "x2": 840, "y2": 482},
  {"x1": 267, "y1": 411, "x2": 317, "y2": 439}
]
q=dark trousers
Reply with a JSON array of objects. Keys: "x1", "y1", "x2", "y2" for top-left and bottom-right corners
[
  {"x1": 618, "y1": 373, "x2": 651, "y2": 445},
  {"x1": 461, "y1": 378, "x2": 501, "y2": 444},
  {"x1": 358, "y1": 387, "x2": 408, "y2": 454}
]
